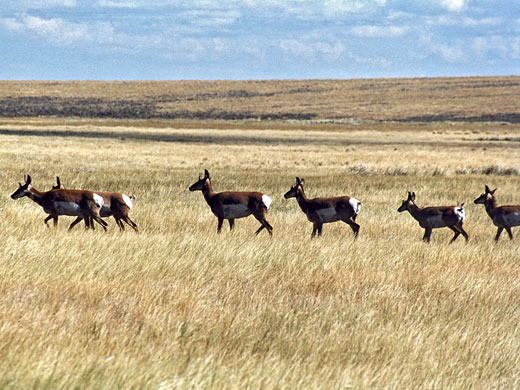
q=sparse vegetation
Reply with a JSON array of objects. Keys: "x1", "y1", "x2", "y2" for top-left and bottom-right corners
[
  {"x1": 0, "y1": 76, "x2": 519, "y2": 122},
  {"x1": 1, "y1": 77, "x2": 520, "y2": 389}
]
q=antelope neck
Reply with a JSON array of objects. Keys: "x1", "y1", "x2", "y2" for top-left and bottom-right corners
[
  {"x1": 484, "y1": 197, "x2": 498, "y2": 217},
  {"x1": 406, "y1": 202, "x2": 423, "y2": 221},
  {"x1": 201, "y1": 181, "x2": 215, "y2": 204},
  {"x1": 27, "y1": 187, "x2": 47, "y2": 206},
  {"x1": 295, "y1": 187, "x2": 311, "y2": 210}
]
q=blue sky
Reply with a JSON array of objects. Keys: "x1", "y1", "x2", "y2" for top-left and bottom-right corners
[{"x1": 1, "y1": 0, "x2": 519, "y2": 80}]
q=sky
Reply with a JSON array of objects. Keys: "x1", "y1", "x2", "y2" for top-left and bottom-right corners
[{"x1": 0, "y1": 0, "x2": 519, "y2": 80}]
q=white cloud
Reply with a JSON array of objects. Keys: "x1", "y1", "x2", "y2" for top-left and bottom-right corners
[
  {"x1": 434, "y1": 44, "x2": 466, "y2": 62},
  {"x1": 437, "y1": 0, "x2": 467, "y2": 12},
  {"x1": 212, "y1": 38, "x2": 227, "y2": 53},
  {"x1": 420, "y1": 32, "x2": 467, "y2": 62},
  {"x1": 279, "y1": 39, "x2": 313, "y2": 59},
  {"x1": 347, "y1": 52, "x2": 392, "y2": 68},
  {"x1": 351, "y1": 25, "x2": 409, "y2": 38},
  {"x1": 162, "y1": 36, "x2": 235, "y2": 62},
  {"x1": 181, "y1": 9, "x2": 241, "y2": 27},
  {"x1": 461, "y1": 17, "x2": 501, "y2": 27},
  {"x1": 321, "y1": 0, "x2": 388, "y2": 18},
  {"x1": 1, "y1": 18, "x2": 24, "y2": 32},
  {"x1": 279, "y1": 39, "x2": 345, "y2": 61},
  {"x1": 432, "y1": 15, "x2": 501, "y2": 27},
  {"x1": 98, "y1": 0, "x2": 140, "y2": 8},
  {"x1": 440, "y1": 46, "x2": 465, "y2": 62},
  {"x1": 233, "y1": 0, "x2": 389, "y2": 20},
  {"x1": 315, "y1": 41, "x2": 346, "y2": 60},
  {"x1": 322, "y1": 0, "x2": 370, "y2": 15},
  {"x1": 1, "y1": 15, "x2": 114, "y2": 46},
  {"x1": 91, "y1": 0, "x2": 379, "y2": 14},
  {"x1": 512, "y1": 37, "x2": 520, "y2": 59},
  {"x1": 473, "y1": 35, "x2": 520, "y2": 60},
  {"x1": 9, "y1": 0, "x2": 77, "y2": 6}
]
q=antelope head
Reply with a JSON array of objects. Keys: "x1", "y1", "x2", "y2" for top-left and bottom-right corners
[
  {"x1": 189, "y1": 169, "x2": 211, "y2": 192},
  {"x1": 11, "y1": 175, "x2": 32, "y2": 200},
  {"x1": 398, "y1": 191, "x2": 416, "y2": 212},
  {"x1": 284, "y1": 177, "x2": 304, "y2": 199},
  {"x1": 474, "y1": 185, "x2": 496, "y2": 204}
]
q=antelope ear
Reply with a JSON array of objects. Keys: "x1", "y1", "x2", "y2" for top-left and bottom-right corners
[
  {"x1": 204, "y1": 169, "x2": 210, "y2": 179},
  {"x1": 411, "y1": 192, "x2": 416, "y2": 201},
  {"x1": 25, "y1": 175, "x2": 32, "y2": 185},
  {"x1": 485, "y1": 185, "x2": 491, "y2": 193},
  {"x1": 296, "y1": 177, "x2": 300, "y2": 183},
  {"x1": 491, "y1": 188, "x2": 497, "y2": 194},
  {"x1": 300, "y1": 178, "x2": 305, "y2": 185},
  {"x1": 56, "y1": 176, "x2": 61, "y2": 187}
]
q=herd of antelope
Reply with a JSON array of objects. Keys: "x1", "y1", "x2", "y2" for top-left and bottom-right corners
[
  {"x1": 10, "y1": 171, "x2": 520, "y2": 242},
  {"x1": 10, "y1": 175, "x2": 138, "y2": 232}
]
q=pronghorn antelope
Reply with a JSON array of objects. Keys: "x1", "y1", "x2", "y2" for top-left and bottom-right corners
[
  {"x1": 397, "y1": 192, "x2": 468, "y2": 243},
  {"x1": 189, "y1": 169, "x2": 273, "y2": 235},
  {"x1": 474, "y1": 185, "x2": 520, "y2": 241},
  {"x1": 53, "y1": 176, "x2": 138, "y2": 232},
  {"x1": 284, "y1": 177, "x2": 361, "y2": 238},
  {"x1": 10, "y1": 175, "x2": 108, "y2": 231}
]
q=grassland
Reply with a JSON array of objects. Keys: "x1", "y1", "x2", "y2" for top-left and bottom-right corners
[
  {"x1": 1, "y1": 76, "x2": 519, "y2": 122},
  {"x1": 1, "y1": 77, "x2": 520, "y2": 389}
]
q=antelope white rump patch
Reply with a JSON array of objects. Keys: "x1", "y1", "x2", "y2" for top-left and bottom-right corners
[
  {"x1": 454, "y1": 204, "x2": 465, "y2": 222},
  {"x1": 123, "y1": 194, "x2": 133, "y2": 209},
  {"x1": 262, "y1": 194, "x2": 272, "y2": 210},
  {"x1": 349, "y1": 198, "x2": 361, "y2": 215},
  {"x1": 93, "y1": 193, "x2": 104, "y2": 209}
]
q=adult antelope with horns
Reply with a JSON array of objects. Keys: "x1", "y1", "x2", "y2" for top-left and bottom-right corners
[
  {"x1": 11, "y1": 175, "x2": 108, "y2": 231},
  {"x1": 397, "y1": 191, "x2": 468, "y2": 243},
  {"x1": 284, "y1": 177, "x2": 361, "y2": 238},
  {"x1": 474, "y1": 185, "x2": 520, "y2": 241},
  {"x1": 52, "y1": 176, "x2": 138, "y2": 232},
  {"x1": 189, "y1": 169, "x2": 273, "y2": 235}
]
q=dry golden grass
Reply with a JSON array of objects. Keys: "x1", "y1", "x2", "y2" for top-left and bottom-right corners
[
  {"x1": 0, "y1": 76, "x2": 519, "y2": 122},
  {"x1": 1, "y1": 78, "x2": 520, "y2": 389}
]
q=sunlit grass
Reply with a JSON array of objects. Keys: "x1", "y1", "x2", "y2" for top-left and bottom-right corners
[{"x1": 1, "y1": 118, "x2": 520, "y2": 389}]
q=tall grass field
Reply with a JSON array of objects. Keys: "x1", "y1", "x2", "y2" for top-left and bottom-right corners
[{"x1": 1, "y1": 77, "x2": 520, "y2": 389}]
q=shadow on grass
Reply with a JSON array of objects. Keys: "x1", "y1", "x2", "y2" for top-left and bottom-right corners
[
  {"x1": 0, "y1": 128, "x2": 352, "y2": 146},
  {"x1": 0, "y1": 128, "x2": 517, "y2": 150}
]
